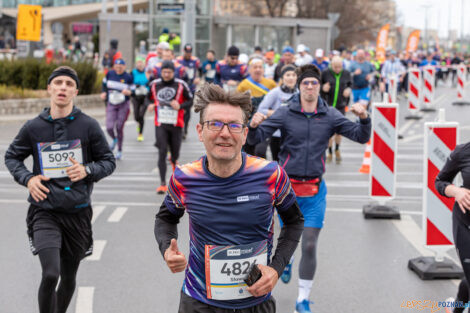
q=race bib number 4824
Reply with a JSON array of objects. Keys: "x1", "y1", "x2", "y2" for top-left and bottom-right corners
[
  {"x1": 204, "y1": 240, "x2": 267, "y2": 301},
  {"x1": 37, "y1": 139, "x2": 83, "y2": 178}
]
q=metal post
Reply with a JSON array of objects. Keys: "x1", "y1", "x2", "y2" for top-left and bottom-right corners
[
  {"x1": 227, "y1": 24, "x2": 232, "y2": 48},
  {"x1": 461, "y1": 0, "x2": 464, "y2": 49},
  {"x1": 184, "y1": 0, "x2": 196, "y2": 49},
  {"x1": 113, "y1": 0, "x2": 118, "y2": 14},
  {"x1": 254, "y1": 26, "x2": 259, "y2": 47}
]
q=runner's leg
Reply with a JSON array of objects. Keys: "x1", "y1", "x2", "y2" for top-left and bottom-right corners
[
  {"x1": 115, "y1": 101, "x2": 130, "y2": 151},
  {"x1": 105, "y1": 102, "x2": 118, "y2": 140},
  {"x1": 156, "y1": 126, "x2": 169, "y2": 185},
  {"x1": 56, "y1": 257, "x2": 81, "y2": 313},
  {"x1": 38, "y1": 248, "x2": 60, "y2": 313},
  {"x1": 168, "y1": 126, "x2": 183, "y2": 165}
]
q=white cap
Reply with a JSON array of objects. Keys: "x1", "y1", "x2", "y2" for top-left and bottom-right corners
[
  {"x1": 315, "y1": 48, "x2": 324, "y2": 58},
  {"x1": 297, "y1": 44, "x2": 307, "y2": 53},
  {"x1": 239, "y1": 53, "x2": 249, "y2": 64}
]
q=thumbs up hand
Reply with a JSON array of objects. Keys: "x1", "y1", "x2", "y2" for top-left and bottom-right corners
[
  {"x1": 164, "y1": 239, "x2": 187, "y2": 273},
  {"x1": 66, "y1": 156, "x2": 87, "y2": 182}
]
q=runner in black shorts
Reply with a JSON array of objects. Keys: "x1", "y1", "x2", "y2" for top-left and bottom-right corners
[
  {"x1": 320, "y1": 56, "x2": 352, "y2": 164},
  {"x1": 4, "y1": 66, "x2": 115, "y2": 313}
]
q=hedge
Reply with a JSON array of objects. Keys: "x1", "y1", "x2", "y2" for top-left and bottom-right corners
[{"x1": 0, "y1": 59, "x2": 98, "y2": 95}]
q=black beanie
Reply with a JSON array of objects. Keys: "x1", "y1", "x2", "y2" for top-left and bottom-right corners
[
  {"x1": 161, "y1": 60, "x2": 175, "y2": 71},
  {"x1": 296, "y1": 64, "x2": 321, "y2": 87},
  {"x1": 281, "y1": 64, "x2": 296, "y2": 78},
  {"x1": 47, "y1": 67, "x2": 80, "y2": 89},
  {"x1": 227, "y1": 45, "x2": 240, "y2": 56}
]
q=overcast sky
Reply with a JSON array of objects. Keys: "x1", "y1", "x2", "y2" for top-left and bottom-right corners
[{"x1": 394, "y1": 0, "x2": 468, "y2": 37}]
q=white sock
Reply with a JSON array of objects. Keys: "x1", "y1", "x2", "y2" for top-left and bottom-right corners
[{"x1": 297, "y1": 279, "x2": 313, "y2": 302}]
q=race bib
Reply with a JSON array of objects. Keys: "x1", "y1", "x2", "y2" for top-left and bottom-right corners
[
  {"x1": 205, "y1": 240, "x2": 267, "y2": 301},
  {"x1": 109, "y1": 91, "x2": 125, "y2": 105},
  {"x1": 135, "y1": 85, "x2": 148, "y2": 96},
  {"x1": 186, "y1": 68, "x2": 195, "y2": 80},
  {"x1": 38, "y1": 140, "x2": 83, "y2": 179},
  {"x1": 158, "y1": 105, "x2": 178, "y2": 125},
  {"x1": 206, "y1": 69, "x2": 216, "y2": 79}
]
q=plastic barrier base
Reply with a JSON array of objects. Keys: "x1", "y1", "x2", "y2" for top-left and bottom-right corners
[
  {"x1": 408, "y1": 256, "x2": 464, "y2": 280},
  {"x1": 452, "y1": 101, "x2": 470, "y2": 106},
  {"x1": 362, "y1": 204, "x2": 401, "y2": 219},
  {"x1": 420, "y1": 107, "x2": 437, "y2": 112},
  {"x1": 404, "y1": 114, "x2": 422, "y2": 120}
]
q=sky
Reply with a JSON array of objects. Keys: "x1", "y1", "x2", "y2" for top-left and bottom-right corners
[{"x1": 394, "y1": 0, "x2": 468, "y2": 38}]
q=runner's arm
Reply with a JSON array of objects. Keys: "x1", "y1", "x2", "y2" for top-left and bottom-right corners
[
  {"x1": 269, "y1": 201, "x2": 304, "y2": 277},
  {"x1": 155, "y1": 201, "x2": 184, "y2": 257},
  {"x1": 179, "y1": 81, "x2": 194, "y2": 110},
  {"x1": 333, "y1": 109, "x2": 371, "y2": 144},
  {"x1": 435, "y1": 146, "x2": 463, "y2": 197},
  {"x1": 86, "y1": 119, "x2": 116, "y2": 182},
  {"x1": 4, "y1": 123, "x2": 34, "y2": 187},
  {"x1": 257, "y1": 89, "x2": 277, "y2": 115},
  {"x1": 247, "y1": 106, "x2": 286, "y2": 145}
]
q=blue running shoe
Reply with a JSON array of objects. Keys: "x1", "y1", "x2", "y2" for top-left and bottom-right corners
[
  {"x1": 109, "y1": 138, "x2": 118, "y2": 151},
  {"x1": 280, "y1": 258, "x2": 293, "y2": 284},
  {"x1": 295, "y1": 299, "x2": 313, "y2": 313},
  {"x1": 115, "y1": 150, "x2": 122, "y2": 160}
]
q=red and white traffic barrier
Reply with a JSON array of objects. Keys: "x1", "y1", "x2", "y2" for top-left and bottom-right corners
[
  {"x1": 423, "y1": 110, "x2": 458, "y2": 250},
  {"x1": 387, "y1": 75, "x2": 398, "y2": 104},
  {"x1": 363, "y1": 100, "x2": 400, "y2": 219},
  {"x1": 408, "y1": 109, "x2": 462, "y2": 280},
  {"x1": 422, "y1": 66, "x2": 436, "y2": 111},
  {"x1": 370, "y1": 102, "x2": 398, "y2": 199},
  {"x1": 457, "y1": 64, "x2": 466, "y2": 99},
  {"x1": 406, "y1": 68, "x2": 422, "y2": 119}
]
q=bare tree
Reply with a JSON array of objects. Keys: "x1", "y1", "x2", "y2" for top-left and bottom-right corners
[{"x1": 247, "y1": 0, "x2": 396, "y2": 48}]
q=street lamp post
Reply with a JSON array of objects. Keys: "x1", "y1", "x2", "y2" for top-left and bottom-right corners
[{"x1": 421, "y1": 3, "x2": 432, "y2": 49}]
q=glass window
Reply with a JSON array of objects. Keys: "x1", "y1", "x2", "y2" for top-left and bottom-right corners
[
  {"x1": 259, "y1": 26, "x2": 292, "y2": 54},
  {"x1": 195, "y1": 42, "x2": 209, "y2": 60},
  {"x1": 196, "y1": 0, "x2": 211, "y2": 16},
  {"x1": 232, "y1": 25, "x2": 255, "y2": 55},
  {"x1": 195, "y1": 18, "x2": 210, "y2": 41},
  {"x1": 151, "y1": 16, "x2": 181, "y2": 41}
]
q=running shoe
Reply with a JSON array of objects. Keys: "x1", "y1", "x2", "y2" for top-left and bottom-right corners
[
  {"x1": 335, "y1": 149, "x2": 342, "y2": 164},
  {"x1": 137, "y1": 134, "x2": 144, "y2": 142},
  {"x1": 280, "y1": 259, "x2": 293, "y2": 284},
  {"x1": 109, "y1": 138, "x2": 118, "y2": 151},
  {"x1": 326, "y1": 152, "x2": 333, "y2": 163},
  {"x1": 156, "y1": 185, "x2": 168, "y2": 194},
  {"x1": 115, "y1": 150, "x2": 122, "y2": 160},
  {"x1": 444, "y1": 297, "x2": 455, "y2": 313},
  {"x1": 295, "y1": 299, "x2": 313, "y2": 313}
]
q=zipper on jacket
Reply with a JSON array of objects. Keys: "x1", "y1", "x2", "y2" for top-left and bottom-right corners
[{"x1": 305, "y1": 117, "x2": 310, "y2": 176}]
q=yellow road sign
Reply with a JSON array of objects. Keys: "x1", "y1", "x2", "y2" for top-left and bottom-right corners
[{"x1": 16, "y1": 4, "x2": 42, "y2": 42}]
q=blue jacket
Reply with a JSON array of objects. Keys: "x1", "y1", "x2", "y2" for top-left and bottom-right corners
[{"x1": 247, "y1": 94, "x2": 371, "y2": 178}]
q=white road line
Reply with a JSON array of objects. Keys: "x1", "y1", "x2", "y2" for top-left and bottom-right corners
[
  {"x1": 408, "y1": 129, "x2": 416, "y2": 136},
  {"x1": 86, "y1": 240, "x2": 107, "y2": 261},
  {"x1": 391, "y1": 214, "x2": 460, "y2": 286},
  {"x1": 399, "y1": 120, "x2": 415, "y2": 135},
  {"x1": 75, "y1": 287, "x2": 94, "y2": 313},
  {"x1": 107, "y1": 206, "x2": 128, "y2": 223},
  {"x1": 91, "y1": 205, "x2": 106, "y2": 224}
]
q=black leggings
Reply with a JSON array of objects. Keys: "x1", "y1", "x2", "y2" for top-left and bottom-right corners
[
  {"x1": 452, "y1": 212, "x2": 470, "y2": 313},
  {"x1": 38, "y1": 248, "x2": 81, "y2": 313},
  {"x1": 299, "y1": 227, "x2": 321, "y2": 280},
  {"x1": 155, "y1": 124, "x2": 182, "y2": 184},
  {"x1": 132, "y1": 96, "x2": 147, "y2": 134}
]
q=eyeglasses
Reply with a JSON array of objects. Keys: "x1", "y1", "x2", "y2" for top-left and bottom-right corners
[
  {"x1": 301, "y1": 80, "x2": 320, "y2": 87},
  {"x1": 203, "y1": 120, "x2": 245, "y2": 133}
]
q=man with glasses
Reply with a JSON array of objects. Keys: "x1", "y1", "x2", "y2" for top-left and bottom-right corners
[
  {"x1": 248, "y1": 64, "x2": 371, "y2": 313},
  {"x1": 154, "y1": 83, "x2": 304, "y2": 313},
  {"x1": 149, "y1": 60, "x2": 193, "y2": 194},
  {"x1": 215, "y1": 45, "x2": 247, "y2": 91}
]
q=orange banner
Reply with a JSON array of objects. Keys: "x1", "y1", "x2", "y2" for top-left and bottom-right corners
[
  {"x1": 376, "y1": 24, "x2": 390, "y2": 63},
  {"x1": 406, "y1": 30, "x2": 421, "y2": 54}
]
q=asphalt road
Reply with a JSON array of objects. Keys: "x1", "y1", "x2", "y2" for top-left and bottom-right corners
[{"x1": 1, "y1": 81, "x2": 470, "y2": 313}]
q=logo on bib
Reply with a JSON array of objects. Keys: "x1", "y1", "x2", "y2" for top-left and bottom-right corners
[
  {"x1": 237, "y1": 195, "x2": 260, "y2": 202},
  {"x1": 227, "y1": 249, "x2": 241, "y2": 256}
]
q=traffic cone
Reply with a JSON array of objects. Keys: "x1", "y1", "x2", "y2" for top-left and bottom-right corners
[{"x1": 359, "y1": 139, "x2": 372, "y2": 174}]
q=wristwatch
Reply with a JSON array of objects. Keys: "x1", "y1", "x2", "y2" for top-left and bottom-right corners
[{"x1": 85, "y1": 165, "x2": 92, "y2": 176}]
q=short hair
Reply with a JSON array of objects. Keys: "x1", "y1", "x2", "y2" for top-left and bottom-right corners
[
  {"x1": 194, "y1": 83, "x2": 252, "y2": 125},
  {"x1": 207, "y1": 50, "x2": 216, "y2": 56}
]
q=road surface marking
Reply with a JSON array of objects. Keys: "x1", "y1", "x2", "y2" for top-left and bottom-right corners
[
  {"x1": 91, "y1": 205, "x2": 105, "y2": 224},
  {"x1": 86, "y1": 240, "x2": 107, "y2": 261},
  {"x1": 107, "y1": 207, "x2": 128, "y2": 223},
  {"x1": 75, "y1": 287, "x2": 94, "y2": 313}
]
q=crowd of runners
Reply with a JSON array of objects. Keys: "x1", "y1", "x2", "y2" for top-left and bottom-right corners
[{"x1": 4, "y1": 37, "x2": 470, "y2": 313}]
